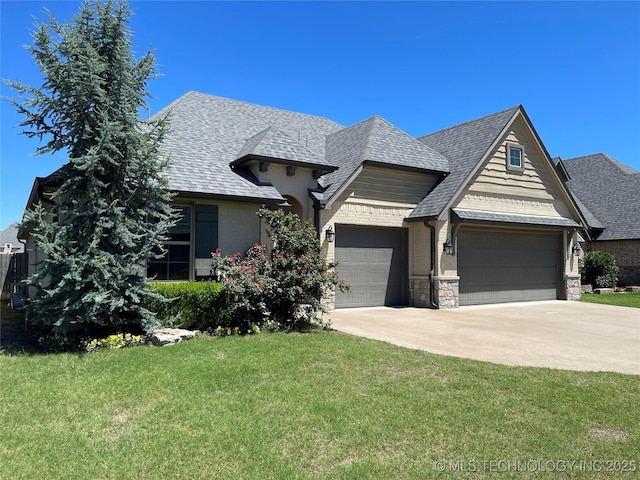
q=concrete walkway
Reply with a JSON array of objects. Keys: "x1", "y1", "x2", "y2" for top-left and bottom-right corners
[{"x1": 327, "y1": 301, "x2": 640, "y2": 375}]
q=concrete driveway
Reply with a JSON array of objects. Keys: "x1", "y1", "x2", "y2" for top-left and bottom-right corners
[{"x1": 327, "y1": 301, "x2": 640, "y2": 375}]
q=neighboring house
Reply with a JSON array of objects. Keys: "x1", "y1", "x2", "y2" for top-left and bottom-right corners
[
  {"x1": 562, "y1": 153, "x2": 640, "y2": 286},
  {"x1": 21, "y1": 91, "x2": 588, "y2": 309},
  {"x1": 0, "y1": 223, "x2": 24, "y2": 254},
  {"x1": 1, "y1": 223, "x2": 27, "y2": 302}
]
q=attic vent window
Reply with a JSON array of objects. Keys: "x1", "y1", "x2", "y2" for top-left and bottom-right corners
[{"x1": 507, "y1": 143, "x2": 525, "y2": 172}]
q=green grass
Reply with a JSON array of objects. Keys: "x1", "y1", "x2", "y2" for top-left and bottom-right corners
[
  {"x1": 580, "y1": 292, "x2": 640, "y2": 308},
  {"x1": 1, "y1": 332, "x2": 638, "y2": 479}
]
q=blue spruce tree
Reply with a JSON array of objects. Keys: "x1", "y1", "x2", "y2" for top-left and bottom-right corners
[{"x1": 7, "y1": 0, "x2": 175, "y2": 332}]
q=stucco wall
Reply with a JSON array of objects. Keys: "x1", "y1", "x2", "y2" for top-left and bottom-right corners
[{"x1": 251, "y1": 163, "x2": 316, "y2": 222}]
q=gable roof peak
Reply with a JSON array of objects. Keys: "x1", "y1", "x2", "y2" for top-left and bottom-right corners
[{"x1": 418, "y1": 105, "x2": 521, "y2": 141}]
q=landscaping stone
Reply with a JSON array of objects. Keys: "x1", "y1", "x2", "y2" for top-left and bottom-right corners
[
  {"x1": 593, "y1": 288, "x2": 614, "y2": 295},
  {"x1": 626, "y1": 286, "x2": 640, "y2": 292},
  {"x1": 151, "y1": 328, "x2": 197, "y2": 346},
  {"x1": 580, "y1": 284, "x2": 593, "y2": 294}
]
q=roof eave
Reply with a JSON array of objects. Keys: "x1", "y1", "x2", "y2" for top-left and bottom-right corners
[
  {"x1": 362, "y1": 159, "x2": 449, "y2": 176},
  {"x1": 230, "y1": 154, "x2": 338, "y2": 173}
]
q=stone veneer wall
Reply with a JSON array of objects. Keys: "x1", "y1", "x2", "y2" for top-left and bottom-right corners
[
  {"x1": 322, "y1": 285, "x2": 336, "y2": 312},
  {"x1": 565, "y1": 276, "x2": 581, "y2": 301},
  {"x1": 436, "y1": 278, "x2": 459, "y2": 309}
]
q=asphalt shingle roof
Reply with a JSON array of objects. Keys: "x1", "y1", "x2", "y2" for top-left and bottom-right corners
[
  {"x1": 409, "y1": 106, "x2": 520, "y2": 219},
  {"x1": 563, "y1": 153, "x2": 640, "y2": 240},
  {"x1": 0, "y1": 223, "x2": 23, "y2": 253},
  {"x1": 233, "y1": 126, "x2": 333, "y2": 169},
  {"x1": 317, "y1": 115, "x2": 449, "y2": 203},
  {"x1": 150, "y1": 91, "x2": 343, "y2": 201}
]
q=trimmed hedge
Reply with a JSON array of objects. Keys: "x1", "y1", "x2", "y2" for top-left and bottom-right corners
[{"x1": 146, "y1": 282, "x2": 225, "y2": 330}]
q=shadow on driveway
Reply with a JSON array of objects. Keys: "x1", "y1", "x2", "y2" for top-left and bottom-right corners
[{"x1": 327, "y1": 301, "x2": 640, "y2": 375}]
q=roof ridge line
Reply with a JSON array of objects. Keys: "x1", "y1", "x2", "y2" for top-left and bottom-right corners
[{"x1": 418, "y1": 105, "x2": 521, "y2": 140}]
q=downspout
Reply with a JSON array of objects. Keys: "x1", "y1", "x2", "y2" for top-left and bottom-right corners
[
  {"x1": 424, "y1": 219, "x2": 439, "y2": 309},
  {"x1": 311, "y1": 197, "x2": 321, "y2": 240}
]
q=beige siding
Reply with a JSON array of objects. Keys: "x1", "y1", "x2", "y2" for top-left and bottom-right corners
[
  {"x1": 321, "y1": 166, "x2": 438, "y2": 265},
  {"x1": 173, "y1": 197, "x2": 262, "y2": 278},
  {"x1": 455, "y1": 116, "x2": 574, "y2": 219},
  {"x1": 342, "y1": 166, "x2": 440, "y2": 205},
  {"x1": 217, "y1": 201, "x2": 261, "y2": 254},
  {"x1": 409, "y1": 222, "x2": 431, "y2": 276}
]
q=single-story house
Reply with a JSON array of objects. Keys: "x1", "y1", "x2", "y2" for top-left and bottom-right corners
[
  {"x1": 22, "y1": 91, "x2": 591, "y2": 308},
  {"x1": 562, "y1": 153, "x2": 640, "y2": 286}
]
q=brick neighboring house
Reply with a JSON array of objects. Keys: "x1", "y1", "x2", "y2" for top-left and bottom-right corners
[
  {"x1": 563, "y1": 153, "x2": 640, "y2": 286},
  {"x1": 22, "y1": 91, "x2": 588, "y2": 309}
]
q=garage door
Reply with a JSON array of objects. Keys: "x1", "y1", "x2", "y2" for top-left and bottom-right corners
[
  {"x1": 335, "y1": 226, "x2": 407, "y2": 308},
  {"x1": 457, "y1": 229, "x2": 561, "y2": 306}
]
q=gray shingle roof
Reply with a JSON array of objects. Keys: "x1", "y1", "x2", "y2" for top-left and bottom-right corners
[
  {"x1": 0, "y1": 223, "x2": 23, "y2": 253},
  {"x1": 409, "y1": 106, "x2": 520, "y2": 219},
  {"x1": 316, "y1": 115, "x2": 449, "y2": 203},
  {"x1": 232, "y1": 126, "x2": 334, "y2": 169},
  {"x1": 150, "y1": 91, "x2": 343, "y2": 201},
  {"x1": 563, "y1": 153, "x2": 640, "y2": 240}
]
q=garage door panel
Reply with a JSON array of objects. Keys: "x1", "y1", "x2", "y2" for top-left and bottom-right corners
[
  {"x1": 458, "y1": 229, "x2": 560, "y2": 306},
  {"x1": 335, "y1": 227, "x2": 407, "y2": 308}
]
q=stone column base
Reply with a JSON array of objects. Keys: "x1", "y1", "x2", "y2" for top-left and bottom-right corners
[
  {"x1": 565, "y1": 276, "x2": 581, "y2": 301},
  {"x1": 435, "y1": 277, "x2": 459, "y2": 309}
]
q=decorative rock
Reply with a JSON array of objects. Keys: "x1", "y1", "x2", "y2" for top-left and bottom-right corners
[
  {"x1": 593, "y1": 288, "x2": 615, "y2": 295},
  {"x1": 150, "y1": 328, "x2": 196, "y2": 346},
  {"x1": 626, "y1": 286, "x2": 640, "y2": 292}
]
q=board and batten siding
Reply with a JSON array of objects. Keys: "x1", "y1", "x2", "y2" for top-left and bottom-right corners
[{"x1": 455, "y1": 117, "x2": 573, "y2": 220}]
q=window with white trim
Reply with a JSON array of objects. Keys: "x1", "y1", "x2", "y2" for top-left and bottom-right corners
[{"x1": 506, "y1": 143, "x2": 525, "y2": 171}]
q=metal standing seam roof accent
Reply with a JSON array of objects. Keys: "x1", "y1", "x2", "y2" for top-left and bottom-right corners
[
  {"x1": 563, "y1": 153, "x2": 640, "y2": 240},
  {"x1": 453, "y1": 209, "x2": 581, "y2": 228}
]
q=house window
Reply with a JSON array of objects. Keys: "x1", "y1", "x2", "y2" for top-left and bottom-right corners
[
  {"x1": 194, "y1": 205, "x2": 219, "y2": 279},
  {"x1": 147, "y1": 205, "x2": 191, "y2": 280},
  {"x1": 507, "y1": 144, "x2": 524, "y2": 171}
]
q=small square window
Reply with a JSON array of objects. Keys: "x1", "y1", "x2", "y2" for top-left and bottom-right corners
[{"x1": 506, "y1": 144, "x2": 525, "y2": 171}]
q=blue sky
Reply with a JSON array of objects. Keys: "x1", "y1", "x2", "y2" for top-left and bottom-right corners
[{"x1": 1, "y1": 1, "x2": 639, "y2": 230}]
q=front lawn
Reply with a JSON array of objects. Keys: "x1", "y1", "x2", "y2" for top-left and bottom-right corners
[
  {"x1": 1, "y1": 332, "x2": 638, "y2": 479},
  {"x1": 580, "y1": 292, "x2": 640, "y2": 308}
]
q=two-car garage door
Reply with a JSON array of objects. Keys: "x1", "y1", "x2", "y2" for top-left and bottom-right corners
[{"x1": 457, "y1": 228, "x2": 561, "y2": 306}]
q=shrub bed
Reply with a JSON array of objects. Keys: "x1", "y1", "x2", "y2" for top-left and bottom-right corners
[{"x1": 146, "y1": 281, "x2": 226, "y2": 330}]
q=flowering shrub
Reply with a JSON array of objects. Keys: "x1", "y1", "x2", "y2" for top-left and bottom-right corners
[
  {"x1": 81, "y1": 333, "x2": 147, "y2": 353},
  {"x1": 580, "y1": 250, "x2": 619, "y2": 289},
  {"x1": 212, "y1": 208, "x2": 350, "y2": 331},
  {"x1": 37, "y1": 332, "x2": 146, "y2": 353}
]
